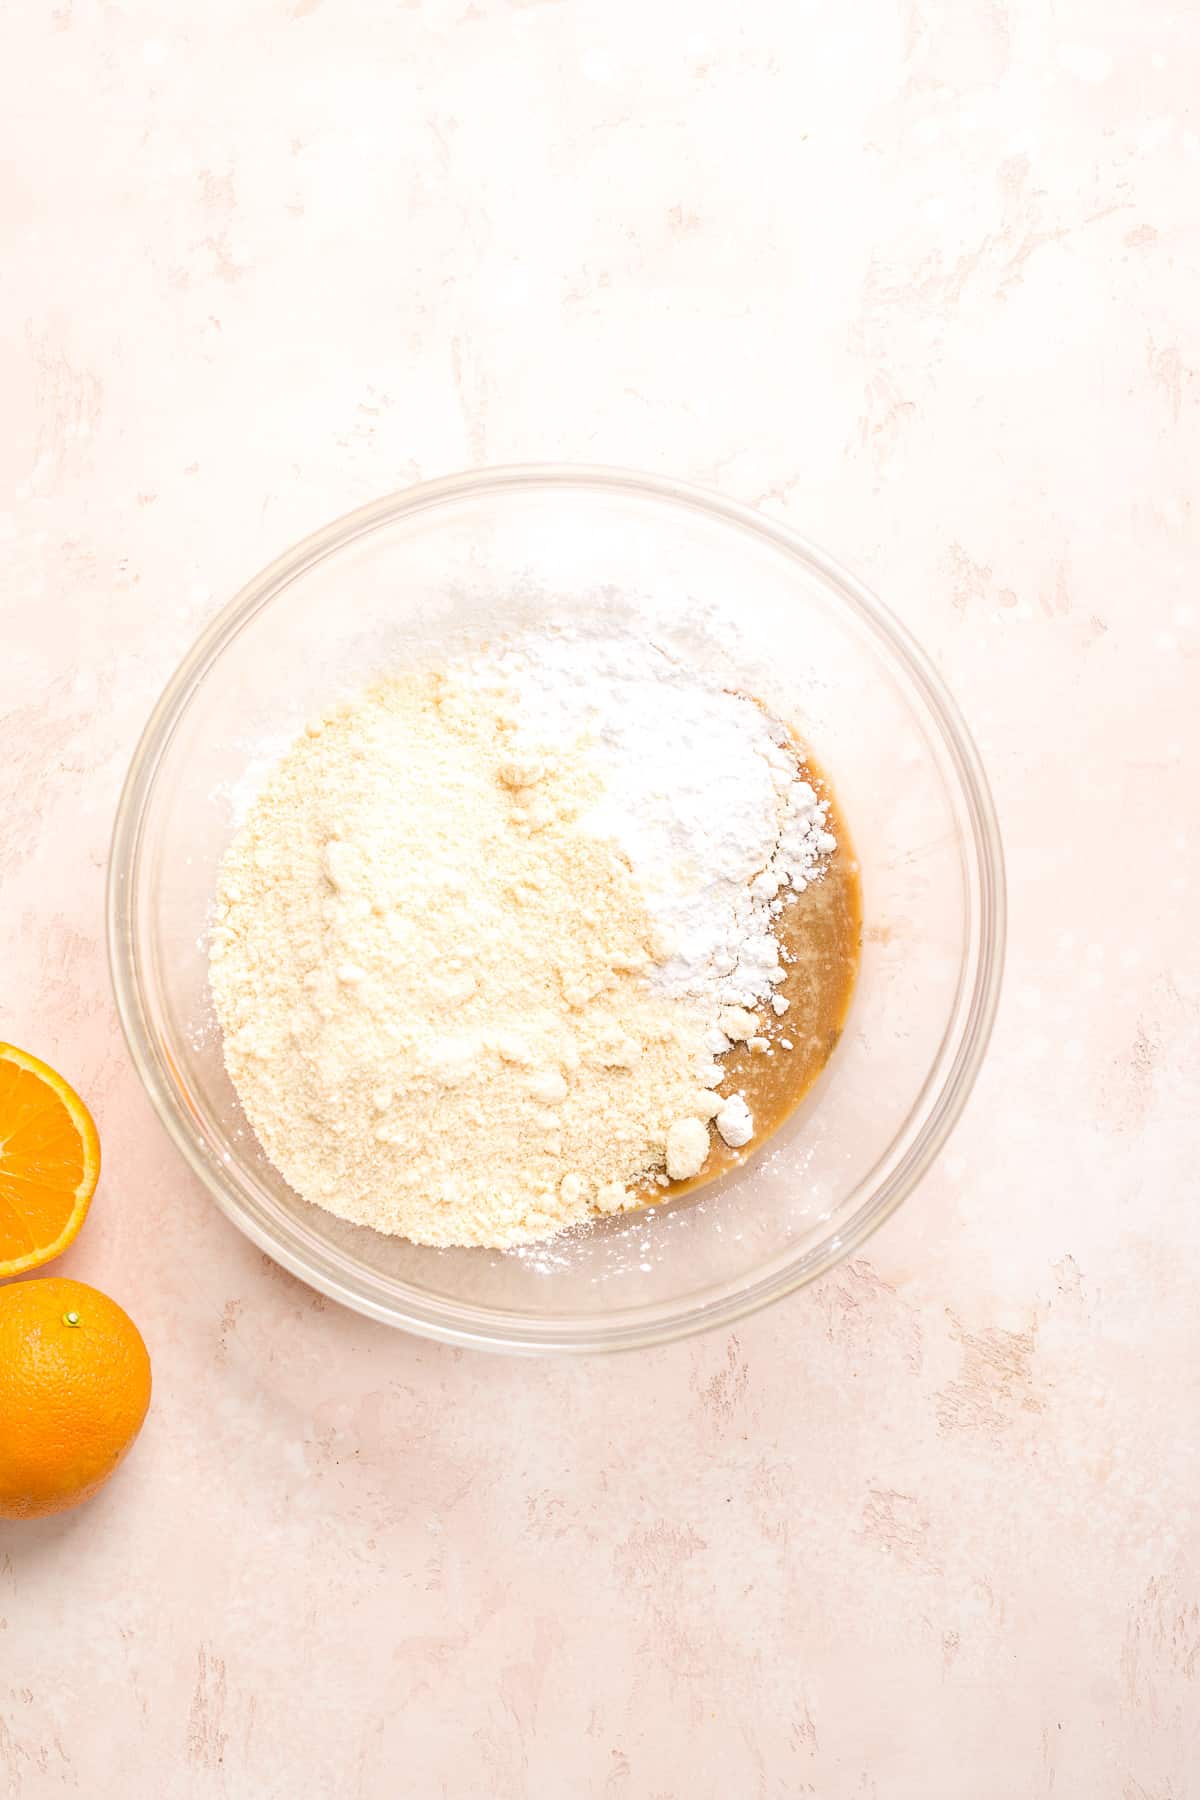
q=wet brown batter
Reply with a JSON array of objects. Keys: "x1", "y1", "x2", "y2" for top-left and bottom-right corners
[{"x1": 639, "y1": 761, "x2": 861, "y2": 1203}]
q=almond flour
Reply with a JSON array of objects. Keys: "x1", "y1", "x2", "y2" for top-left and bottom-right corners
[{"x1": 209, "y1": 628, "x2": 834, "y2": 1248}]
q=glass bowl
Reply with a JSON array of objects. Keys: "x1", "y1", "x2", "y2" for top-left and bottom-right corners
[{"x1": 107, "y1": 467, "x2": 1004, "y2": 1352}]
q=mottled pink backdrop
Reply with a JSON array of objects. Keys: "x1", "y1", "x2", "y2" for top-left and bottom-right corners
[{"x1": 2, "y1": 1, "x2": 1197, "y2": 1795}]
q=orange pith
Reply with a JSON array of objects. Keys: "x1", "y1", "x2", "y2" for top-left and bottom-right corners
[{"x1": 0, "y1": 1043, "x2": 101, "y2": 1279}]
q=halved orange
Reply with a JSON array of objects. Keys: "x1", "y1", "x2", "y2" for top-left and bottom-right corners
[{"x1": 0, "y1": 1044, "x2": 100, "y2": 1279}]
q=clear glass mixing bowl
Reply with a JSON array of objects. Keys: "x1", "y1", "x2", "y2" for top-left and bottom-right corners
[{"x1": 108, "y1": 467, "x2": 1004, "y2": 1352}]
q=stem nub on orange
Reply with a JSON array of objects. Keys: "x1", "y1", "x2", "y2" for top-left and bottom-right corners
[
  {"x1": 0, "y1": 1278, "x2": 152, "y2": 1519},
  {"x1": 0, "y1": 1042, "x2": 101, "y2": 1278}
]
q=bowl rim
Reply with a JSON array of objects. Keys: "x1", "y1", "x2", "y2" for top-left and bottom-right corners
[{"x1": 107, "y1": 463, "x2": 1006, "y2": 1353}]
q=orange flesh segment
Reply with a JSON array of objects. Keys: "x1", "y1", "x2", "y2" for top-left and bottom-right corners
[{"x1": 0, "y1": 1049, "x2": 98, "y2": 1273}]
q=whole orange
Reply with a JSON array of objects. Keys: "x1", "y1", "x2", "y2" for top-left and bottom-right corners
[{"x1": 0, "y1": 1278, "x2": 152, "y2": 1519}]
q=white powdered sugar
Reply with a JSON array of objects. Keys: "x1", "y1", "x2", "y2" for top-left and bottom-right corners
[
  {"x1": 714, "y1": 1093, "x2": 755, "y2": 1149},
  {"x1": 461, "y1": 628, "x2": 835, "y2": 1012}
]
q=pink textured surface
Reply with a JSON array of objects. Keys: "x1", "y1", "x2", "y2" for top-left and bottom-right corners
[{"x1": 2, "y1": 1, "x2": 1198, "y2": 1794}]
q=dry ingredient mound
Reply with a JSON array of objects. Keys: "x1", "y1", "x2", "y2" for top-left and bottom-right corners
[
  {"x1": 210, "y1": 629, "x2": 834, "y2": 1249},
  {"x1": 211, "y1": 669, "x2": 716, "y2": 1246},
  {"x1": 457, "y1": 631, "x2": 837, "y2": 1012}
]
